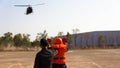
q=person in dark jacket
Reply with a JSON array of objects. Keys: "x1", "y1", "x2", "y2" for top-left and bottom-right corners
[{"x1": 34, "y1": 38, "x2": 53, "y2": 68}]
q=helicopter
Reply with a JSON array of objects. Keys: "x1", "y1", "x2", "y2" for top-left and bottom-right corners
[{"x1": 14, "y1": 3, "x2": 45, "y2": 15}]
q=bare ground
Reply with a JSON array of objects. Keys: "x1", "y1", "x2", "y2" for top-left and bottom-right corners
[{"x1": 0, "y1": 49, "x2": 120, "y2": 68}]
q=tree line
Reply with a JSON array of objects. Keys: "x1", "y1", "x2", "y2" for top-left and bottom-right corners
[
  {"x1": 0, "y1": 31, "x2": 72, "y2": 50},
  {"x1": 0, "y1": 31, "x2": 49, "y2": 50}
]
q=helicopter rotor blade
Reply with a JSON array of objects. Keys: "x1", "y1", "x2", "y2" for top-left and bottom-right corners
[
  {"x1": 14, "y1": 3, "x2": 45, "y2": 7},
  {"x1": 14, "y1": 5, "x2": 31, "y2": 7},
  {"x1": 32, "y1": 3, "x2": 45, "y2": 6}
]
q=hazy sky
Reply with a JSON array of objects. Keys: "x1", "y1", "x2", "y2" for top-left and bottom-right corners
[{"x1": 1, "y1": 0, "x2": 120, "y2": 41}]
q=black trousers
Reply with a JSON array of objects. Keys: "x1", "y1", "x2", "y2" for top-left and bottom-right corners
[{"x1": 52, "y1": 64, "x2": 67, "y2": 68}]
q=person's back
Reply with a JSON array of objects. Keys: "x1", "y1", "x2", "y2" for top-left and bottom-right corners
[
  {"x1": 34, "y1": 48, "x2": 53, "y2": 68},
  {"x1": 52, "y1": 37, "x2": 67, "y2": 68},
  {"x1": 34, "y1": 38, "x2": 53, "y2": 68}
]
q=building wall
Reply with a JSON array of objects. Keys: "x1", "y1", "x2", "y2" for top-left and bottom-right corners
[{"x1": 70, "y1": 31, "x2": 120, "y2": 47}]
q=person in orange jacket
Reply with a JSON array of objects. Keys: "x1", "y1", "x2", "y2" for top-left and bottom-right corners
[{"x1": 51, "y1": 37, "x2": 67, "y2": 68}]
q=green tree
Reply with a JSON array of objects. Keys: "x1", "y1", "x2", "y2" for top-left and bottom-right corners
[
  {"x1": 36, "y1": 30, "x2": 48, "y2": 41},
  {"x1": 0, "y1": 36, "x2": 5, "y2": 49},
  {"x1": 66, "y1": 32, "x2": 72, "y2": 49},
  {"x1": 22, "y1": 34, "x2": 31, "y2": 49},
  {"x1": 13, "y1": 33, "x2": 23, "y2": 47},
  {"x1": 13, "y1": 33, "x2": 31, "y2": 50},
  {"x1": 98, "y1": 35, "x2": 105, "y2": 48},
  {"x1": 31, "y1": 39, "x2": 39, "y2": 47},
  {"x1": 33, "y1": 30, "x2": 48, "y2": 50},
  {"x1": 31, "y1": 39, "x2": 40, "y2": 50},
  {"x1": 2, "y1": 32, "x2": 13, "y2": 47},
  {"x1": 0, "y1": 36, "x2": 4, "y2": 45}
]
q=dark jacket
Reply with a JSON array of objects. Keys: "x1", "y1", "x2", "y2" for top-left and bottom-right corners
[{"x1": 34, "y1": 48, "x2": 53, "y2": 68}]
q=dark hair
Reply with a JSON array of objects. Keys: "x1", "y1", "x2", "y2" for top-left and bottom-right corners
[{"x1": 40, "y1": 38, "x2": 49, "y2": 47}]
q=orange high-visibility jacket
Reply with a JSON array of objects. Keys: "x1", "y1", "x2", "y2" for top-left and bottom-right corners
[{"x1": 52, "y1": 38, "x2": 66, "y2": 64}]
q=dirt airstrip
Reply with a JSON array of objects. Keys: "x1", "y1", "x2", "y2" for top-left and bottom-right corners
[{"x1": 0, "y1": 49, "x2": 120, "y2": 68}]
